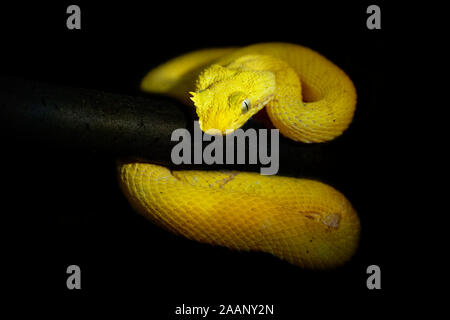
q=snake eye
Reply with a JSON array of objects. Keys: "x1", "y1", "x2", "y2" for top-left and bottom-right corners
[{"x1": 241, "y1": 99, "x2": 250, "y2": 113}]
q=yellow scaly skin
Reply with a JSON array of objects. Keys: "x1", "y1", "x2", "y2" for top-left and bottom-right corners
[{"x1": 118, "y1": 43, "x2": 360, "y2": 268}]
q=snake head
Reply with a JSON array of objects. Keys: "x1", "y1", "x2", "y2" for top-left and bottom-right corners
[{"x1": 190, "y1": 64, "x2": 275, "y2": 135}]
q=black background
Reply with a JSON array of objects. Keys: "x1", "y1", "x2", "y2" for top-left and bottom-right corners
[{"x1": 1, "y1": 1, "x2": 393, "y2": 317}]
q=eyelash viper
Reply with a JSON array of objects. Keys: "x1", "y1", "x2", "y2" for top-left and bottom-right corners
[{"x1": 118, "y1": 42, "x2": 360, "y2": 268}]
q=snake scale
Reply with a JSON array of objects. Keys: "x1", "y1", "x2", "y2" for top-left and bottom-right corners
[{"x1": 118, "y1": 42, "x2": 360, "y2": 268}]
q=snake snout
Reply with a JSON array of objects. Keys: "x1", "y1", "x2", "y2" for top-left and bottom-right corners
[{"x1": 200, "y1": 120, "x2": 236, "y2": 136}]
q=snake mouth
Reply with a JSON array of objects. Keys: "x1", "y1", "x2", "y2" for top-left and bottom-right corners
[{"x1": 200, "y1": 125, "x2": 237, "y2": 136}]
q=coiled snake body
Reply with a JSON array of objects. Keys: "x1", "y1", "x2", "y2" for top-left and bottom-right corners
[{"x1": 118, "y1": 43, "x2": 360, "y2": 268}]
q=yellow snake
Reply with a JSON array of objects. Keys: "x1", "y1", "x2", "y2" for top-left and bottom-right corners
[{"x1": 118, "y1": 42, "x2": 360, "y2": 269}]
